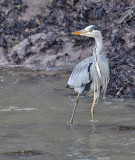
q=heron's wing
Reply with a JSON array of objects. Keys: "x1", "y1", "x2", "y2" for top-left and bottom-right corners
[
  {"x1": 100, "y1": 55, "x2": 110, "y2": 75},
  {"x1": 100, "y1": 55, "x2": 109, "y2": 66},
  {"x1": 67, "y1": 57, "x2": 93, "y2": 89}
]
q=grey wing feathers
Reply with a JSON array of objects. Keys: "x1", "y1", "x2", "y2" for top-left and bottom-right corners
[
  {"x1": 67, "y1": 57, "x2": 93, "y2": 90},
  {"x1": 100, "y1": 55, "x2": 109, "y2": 66},
  {"x1": 100, "y1": 55, "x2": 110, "y2": 77}
]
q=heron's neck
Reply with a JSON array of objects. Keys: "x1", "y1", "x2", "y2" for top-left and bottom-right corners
[
  {"x1": 93, "y1": 35, "x2": 103, "y2": 58},
  {"x1": 93, "y1": 35, "x2": 103, "y2": 81}
]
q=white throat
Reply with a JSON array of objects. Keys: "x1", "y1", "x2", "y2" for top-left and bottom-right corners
[
  {"x1": 93, "y1": 34, "x2": 103, "y2": 81},
  {"x1": 94, "y1": 35, "x2": 103, "y2": 55}
]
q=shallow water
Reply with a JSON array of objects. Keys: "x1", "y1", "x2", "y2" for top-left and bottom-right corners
[{"x1": 0, "y1": 69, "x2": 135, "y2": 160}]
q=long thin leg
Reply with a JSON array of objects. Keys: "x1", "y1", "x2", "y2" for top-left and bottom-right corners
[
  {"x1": 69, "y1": 93, "x2": 80, "y2": 125},
  {"x1": 91, "y1": 92, "x2": 98, "y2": 121}
]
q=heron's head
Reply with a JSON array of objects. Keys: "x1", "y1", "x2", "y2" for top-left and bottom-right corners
[{"x1": 72, "y1": 25, "x2": 101, "y2": 38}]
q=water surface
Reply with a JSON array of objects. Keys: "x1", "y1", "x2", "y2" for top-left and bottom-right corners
[{"x1": 0, "y1": 69, "x2": 135, "y2": 160}]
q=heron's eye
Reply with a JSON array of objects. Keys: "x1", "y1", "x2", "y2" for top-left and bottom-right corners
[{"x1": 89, "y1": 29, "x2": 93, "y2": 32}]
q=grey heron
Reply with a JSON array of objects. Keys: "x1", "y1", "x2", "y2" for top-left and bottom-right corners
[{"x1": 66, "y1": 25, "x2": 110, "y2": 124}]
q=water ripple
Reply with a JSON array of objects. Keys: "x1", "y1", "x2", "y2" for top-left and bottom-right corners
[{"x1": 0, "y1": 106, "x2": 38, "y2": 111}]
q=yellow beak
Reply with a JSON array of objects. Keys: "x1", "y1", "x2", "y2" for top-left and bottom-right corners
[{"x1": 72, "y1": 30, "x2": 84, "y2": 35}]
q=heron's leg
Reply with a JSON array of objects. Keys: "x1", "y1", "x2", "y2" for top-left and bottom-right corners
[
  {"x1": 91, "y1": 92, "x2": 98, "y2": 121},
  {"x1": 69, "y1": 93, "x2": 80, "y2": 125}
]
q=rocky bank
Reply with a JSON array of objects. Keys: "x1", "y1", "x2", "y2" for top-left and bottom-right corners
[{"x1": 0, "y1": 0, "x2": 135, "y2": 97}]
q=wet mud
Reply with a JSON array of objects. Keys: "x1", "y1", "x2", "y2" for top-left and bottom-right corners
[
  {"x1": 2, "y1": 150, "x2": 42, "y2": 157},
  {"x1": 0, "y1": 0, "x2": 135, "y2": 97},
  {"x1": 111, "y1": 125, "x2": 135, "y2": 131}
]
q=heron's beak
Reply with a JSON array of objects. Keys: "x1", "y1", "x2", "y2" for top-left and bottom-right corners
[{"x1": 72, "y1": 30, "x2": 85, "y2": 35}]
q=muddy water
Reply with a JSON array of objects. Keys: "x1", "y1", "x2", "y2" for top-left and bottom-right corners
[{"x1": 0, "y1": 69, "x2": 135, "y2": 160}]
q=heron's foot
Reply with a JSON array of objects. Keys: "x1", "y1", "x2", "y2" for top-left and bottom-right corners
[
  {"x1": 89, "y1": 119, "x2": 98, "y2": 124},
  {"x1": 68, "y1": 120, "x2": 74, "y2": 125}
]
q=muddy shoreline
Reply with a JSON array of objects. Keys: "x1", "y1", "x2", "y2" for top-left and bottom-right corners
[{"x1": 0, "y1": 0, "x2": 135, "y2": 97}]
